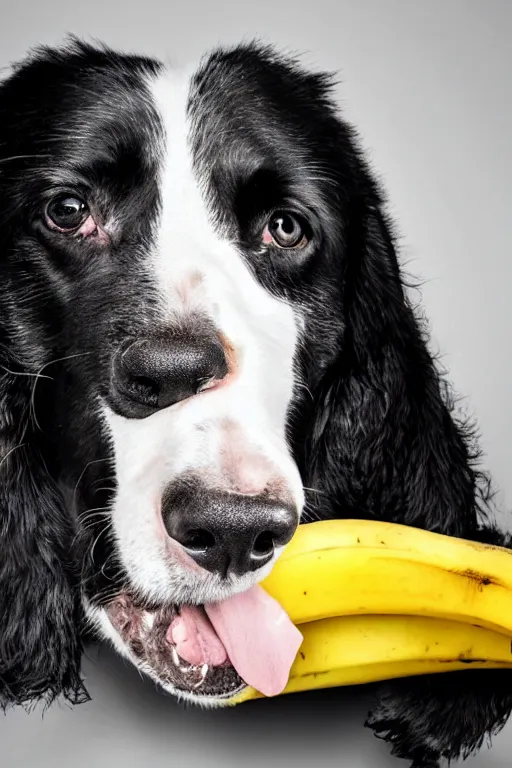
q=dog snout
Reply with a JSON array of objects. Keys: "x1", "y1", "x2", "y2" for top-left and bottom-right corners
[
  {"x1": 162, "y1": 479, "x2": 298, "y2": 577},
  {"x1": 109, "y1": 329, "x2": 228, "y2": 418}
]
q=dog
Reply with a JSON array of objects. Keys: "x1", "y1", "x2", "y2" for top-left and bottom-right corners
[{"x1": 0, "y1": 37, "x2": 510, "y2": 766}]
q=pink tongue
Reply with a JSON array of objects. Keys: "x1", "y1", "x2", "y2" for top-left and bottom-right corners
[
  {"x1": 205, "y1": 585, "x2": 303, "y2": 697},
  {"x1": 167, "y1": 606, "x2": 228, "y2": 666},
  {"x1": 168, "y1": 586, "x2": 303, "y2": 696}
]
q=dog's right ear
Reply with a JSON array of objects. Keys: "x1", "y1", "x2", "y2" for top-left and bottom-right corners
[
  {"x1": 0, "y1": 372, "x2": 88, "y2": 709},
  {"x1": 0, "y1": 50, "x2": 88, "y2": 710}
]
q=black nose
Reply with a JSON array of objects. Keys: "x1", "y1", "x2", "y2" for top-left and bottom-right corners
[
  {"x1": 109, "y1": 331, "x2": 228, "y2": 418},
  {"x1": 162, "y1": 480, "x2": 298, "y2": 577}
]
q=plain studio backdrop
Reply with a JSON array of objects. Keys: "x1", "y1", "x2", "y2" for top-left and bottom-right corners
[{"x1": 1, "y1": 1, "x2": 511, "y2": 766}]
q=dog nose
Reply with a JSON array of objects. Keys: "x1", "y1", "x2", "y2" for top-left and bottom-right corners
[
  {"x1": 162, "y1": 481, "x2": 298, "y2": 577},
  {"x1": 109, "y1": 332, "x2": 228, "y2": 418}
]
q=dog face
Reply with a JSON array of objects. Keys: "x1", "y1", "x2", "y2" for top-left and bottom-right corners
[
  {"x1": 0, "y1": 41, "x2": 362, "y2": 704},
  {"x1": 3, "y1": 38, "x2": 509, "y2": 766},
  {"x1": 3, "y1": 38, "x2": 508, "y2": 766}
]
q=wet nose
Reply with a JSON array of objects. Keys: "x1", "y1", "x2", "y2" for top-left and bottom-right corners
[
  {"x1": 162, "y1": 480, "x2": 298, "y2": 577},
  {"x1": 109, "y1": 332, "x2": 228, "y2": 418}
]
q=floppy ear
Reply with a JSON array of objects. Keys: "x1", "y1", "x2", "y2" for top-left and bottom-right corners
[
  {"x1": 299, "y1": 197, "x2": 492, "y2": 537},
  {"x1": 0, "y1": 375, "x2": 88, "y2": 708},
  {"x1": 0, "y1": 55, "x2": 86, "y2": 708}
]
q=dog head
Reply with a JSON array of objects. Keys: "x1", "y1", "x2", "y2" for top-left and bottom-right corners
[
  {"x1": 0, "y1": 40, "x2": 348, "y2": 704},
  {"x1": 0, "y1": 39, "x2": 488, "y2": 709}
]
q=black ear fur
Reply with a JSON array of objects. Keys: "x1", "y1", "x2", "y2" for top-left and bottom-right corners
[
  {"x1": 298, "y1": 193, "x2": 512, "y2": 765},
  {"x1": 301, "y1": 199, "x2": 492, "y2": 537},
  {"x1": 0, "y1": 49, "x2": 87, "y2": 709},
  {"x1": 365, "y1": 667, "x2": 512, "y2": 766},
  {"x1": 0, "y1": 374, "x2": 87, "y2": 709}
]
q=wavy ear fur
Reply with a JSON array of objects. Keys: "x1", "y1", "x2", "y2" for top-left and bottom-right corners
[
  {"x1": 0, "y1": 371, "x2": 87, "y2": 709},
  {"x1": 297, "y1": 179, "x2": 512, "y2": 765},
  {"x1": 301, "y1": 198, "x2": 493, "y2": 538}
]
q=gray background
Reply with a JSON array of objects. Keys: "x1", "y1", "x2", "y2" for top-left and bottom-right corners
[{"x1": 1, "y1": 0, "x2": 511, "y2": 766}]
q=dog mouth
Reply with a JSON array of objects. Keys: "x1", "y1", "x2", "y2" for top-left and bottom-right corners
[
  {"x1": 105, "y1": 595, "x2": 245, "y2": 700},
  {"x1": 104, "y1": 585, "x2": 303, "y2": 702}
]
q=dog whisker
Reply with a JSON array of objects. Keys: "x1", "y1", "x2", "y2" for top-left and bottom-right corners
[
  {"x1": 72, "y1": 458, "x2": 111, "y2": 510},
  {"x1": 29, "y1": 352, "x2": 93, "y2": 432},
  {"x1": 0, "y1": 442, "x2": 26, "y2": 472}
]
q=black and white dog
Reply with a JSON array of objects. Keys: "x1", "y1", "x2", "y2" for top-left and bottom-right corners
[{"x1": 1, "y1": 38, "x2": 510, "y2": 766}]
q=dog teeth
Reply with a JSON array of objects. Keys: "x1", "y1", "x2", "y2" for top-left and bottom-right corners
[
  {"x1": 193, "y1": 664, "x2": 209, "y2": 688},
  {"x1": 173, "y1": 651, "x2": 194, "y2": 674},
  {"x1": 142, "y1": 611, "x2": 154, "y2": 630},
  {"x1": 170, "y1": 647, "x2": 209, "y2": 686},
  {"x1": 171, "y1": 646, "x2": 181, "y2": 667}
]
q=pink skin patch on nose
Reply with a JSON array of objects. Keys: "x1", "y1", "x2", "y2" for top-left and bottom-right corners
[
  {"x1": 219, "y1": 422, "x2": 281, "y2": 496},
  {"x1": 175, "y1": 271, "x2": 204, "y2": 307}
]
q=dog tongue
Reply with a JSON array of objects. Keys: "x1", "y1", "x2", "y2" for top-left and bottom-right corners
[
  {"x1": 168, "y1": 606, "x2": 228, "y2": 666},
  {"x1": 168, "y1": 586, "x2": 302, "y2": 696},
  {"x1": 205, "y1": 585, "x2": 303, "y2": 697}
]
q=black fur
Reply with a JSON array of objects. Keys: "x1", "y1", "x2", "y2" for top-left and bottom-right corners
[
  {"x1": 0, "y1": 375, "x2": 87, "y2": 708},
  {"x1": 0, "y1": 38, "x2": 510, "y2": 765}
]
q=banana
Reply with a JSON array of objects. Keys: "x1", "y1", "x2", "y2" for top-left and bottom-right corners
[
  {"x1": 224, "y1": 519, "x2": 512, "y2": 705},
  {"x1": 228, "y1": 614, "x2": 512, "y2": 705},
  {"x1": 261, "y1": 519, "x2": 512, "y2": 635}
]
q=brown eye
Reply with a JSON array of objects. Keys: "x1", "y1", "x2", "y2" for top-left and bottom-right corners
[
  {"x1": 45, "y1": 195, "x2": 89, "y2": 232},
  {"x1": 266, "y1": 212, "x2": 308, "y2": 249}
]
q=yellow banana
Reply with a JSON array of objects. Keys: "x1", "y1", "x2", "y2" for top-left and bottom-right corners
[
  {"x1": 261, "y1": 519, "x2": 512, "y2": 635},
  {"x1": 228, "y1": 614, "x2": 512, "y2": 705},
  {"x1": 224, "y1": 519, "x2": 512, "y2": 705}
]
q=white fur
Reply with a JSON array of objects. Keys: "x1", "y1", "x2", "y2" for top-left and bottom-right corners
[{"x1": 97, "y1": 64, "x2": 304, "y2": 610}]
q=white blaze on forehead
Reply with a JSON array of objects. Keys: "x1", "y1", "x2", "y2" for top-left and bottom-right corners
[
  {"x1": 149, "y1": 68, "x2": 215, "y2": 310},
  {"x1": 100, "y1": 63, "x2": 304, "y2": 608},
  {"x1": 146, "y1": 65, "x2": 301, "y2": 435}
]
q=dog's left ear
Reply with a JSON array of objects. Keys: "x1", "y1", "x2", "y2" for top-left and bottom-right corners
[
  {"x1": 0, "y1": 376, "x2": 88, "y2": 708},
  {"x1": 293, "y1": 188, "x2": 492, "y2": 537}
]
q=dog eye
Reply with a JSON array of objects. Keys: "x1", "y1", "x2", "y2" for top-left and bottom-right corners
[
  {"x1": 264, "y1": 212, "x2": 309, "y2": 249},
  {"x1": 45, "y1": 195, "x2": 89, "y2": 232}
]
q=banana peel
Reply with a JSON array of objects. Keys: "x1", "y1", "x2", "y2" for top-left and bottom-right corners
[{"x1": 226, "y1": 519, "x2": 512, "y2": 705}]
